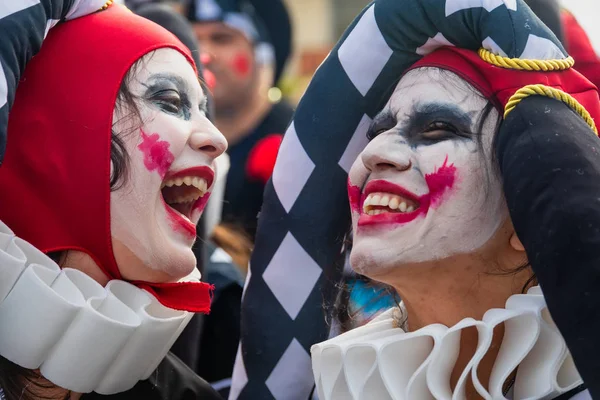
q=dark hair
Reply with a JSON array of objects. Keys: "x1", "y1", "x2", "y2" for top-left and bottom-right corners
[{"x1": 0, "y1": 60, "x2": 142, "y2": 400}]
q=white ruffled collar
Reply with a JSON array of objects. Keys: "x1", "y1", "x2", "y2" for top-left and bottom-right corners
[
  {"x1": 312, "y1": 286, "x2": 583, "y2": 400},
  {"x1": 0, "y1": 220, "x2": 194, "y2": 395}
]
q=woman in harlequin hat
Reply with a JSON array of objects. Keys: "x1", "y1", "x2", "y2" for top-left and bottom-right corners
[
  {"x1": 236, "y1": 0, "x2": 600, "y2": 399},
  {"x1": 0, "y1": 1, "x2": 227, "y2": 399}
]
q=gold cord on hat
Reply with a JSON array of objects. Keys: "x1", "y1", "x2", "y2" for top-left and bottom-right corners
[
  {"x1": 478, "y1": 48, "x2": 597, "y2": 135},
  {"x1": 478, "y1": 48, "x2": 574, "y2": 71},
  {"x1": 505, "y1": 84, "x2": 598, "y2": 135},
  {"x1": 98, "y1": 0, "x2": 114, "y2": 11}
]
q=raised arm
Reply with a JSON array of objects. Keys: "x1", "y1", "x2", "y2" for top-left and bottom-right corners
[{"x1": 0, "y1": 0, "x2": 106, "y2": 163}]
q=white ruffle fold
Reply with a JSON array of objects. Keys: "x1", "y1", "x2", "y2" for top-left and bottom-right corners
[
  {"x1": 311, "y1": 286, "x2": 583, "y2": 400},
  {"x1": 0, "y1": 220, "x2": 194, "y2": 394}
]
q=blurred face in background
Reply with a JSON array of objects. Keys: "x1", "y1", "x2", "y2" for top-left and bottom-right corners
[{"x1": 193, "y1": 21, "x2": 258, "y2": 110}]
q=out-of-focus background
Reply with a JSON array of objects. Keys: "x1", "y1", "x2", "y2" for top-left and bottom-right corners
[
  {"x1": 107, "y1": 1, "x2": 600, "y2": 397},
  {"x1": 119, "y1": 0, "x2": 600, "y2": 106},
  {"x1": 280, "y1": 0, "x2": 600, "y2": 103},
  {"x1": 564, "y1": 0, "x2": 600, "y2": 50}
]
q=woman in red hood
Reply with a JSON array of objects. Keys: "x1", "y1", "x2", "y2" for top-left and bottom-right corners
[{"x1": 0, "y1": 2, "x2": 227, "y2": 399}]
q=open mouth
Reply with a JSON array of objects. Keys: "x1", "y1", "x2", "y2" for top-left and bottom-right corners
[
  {"x1": 161, "y1": 176, "x2": 208, "y2": 220},
  {"x1": 356, "y1": 179, "x2": 429, "y2": 227},
  {"x1": 363, "y1": 192, "x2": 420, "y2": 215},
  {"x1": 160, "y1": 167, "x2": 214, "y2": 237}
]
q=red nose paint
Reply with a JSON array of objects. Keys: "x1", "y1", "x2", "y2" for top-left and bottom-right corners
[
  {"x1": 350, "y1": 155, "x2": 457, "y2": 227},
  {"x1": 200, "y1": 53, "x2": 212, "y2": 65},
  {"x1": 138, "y1": 129, "x2": 175, "y2": 178},
  {"x1": 232, "y1": 53, "x2": 251, "y2": 77},
  {"x1": 204, "y1": 69, "x2": 217, "y2": 91}
]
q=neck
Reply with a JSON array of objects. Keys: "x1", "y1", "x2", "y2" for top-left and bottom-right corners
[
  {"x1": 391, "y1": 264, "x2": 526, "y2": 331},
  {"x1": 214, "y1": 85, "x2": 272, "y2": 146},
  {"x1": 378, "y1": 258, "x2": 529, "y2": 395}
]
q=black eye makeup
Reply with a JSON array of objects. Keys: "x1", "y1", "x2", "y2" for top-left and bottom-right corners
[
  {"x1": 143, "y1": 73, "x2": 207, "y2": 121},
  {"x1": 367, "y1": 102, "x2": 476, "y2": 146},
  {"x1": 366, "y1": 110, "x2": 396, "y2": 140}
]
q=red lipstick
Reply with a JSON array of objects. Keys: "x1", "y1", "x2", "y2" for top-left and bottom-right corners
[
  {"x1": 348, "y1": 155, "x2": 457, "y2": 228},
  {"x1": 353, "y1": 180, "x2": 429, "y2": 227}
]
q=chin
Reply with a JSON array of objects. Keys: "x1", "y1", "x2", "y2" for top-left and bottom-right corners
[
  {"x1": 351, "y1": 235, "x2": 423, "y2": 281},
  {"x1": 350, "y1": 240, "x2": 391, "y2": 278},
  {"x1": 160, "y1": 243, "x2": 198, "y2": 281}
]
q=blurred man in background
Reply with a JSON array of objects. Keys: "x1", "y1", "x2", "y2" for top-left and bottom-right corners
[
  {"x1": 131, "y1": 5, "x2": 252, "y2": 397},
  {"x1": 187, "y1": 0, "x2": 294, "y2": 241}
]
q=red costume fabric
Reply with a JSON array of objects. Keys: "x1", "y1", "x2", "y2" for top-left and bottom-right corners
[
  {"x1": 409, "y1": 47, "x2": 600, "y2": 125},
  {"x1": 0, "y1": 4, "x2": 212, "y2": 313},
  {"x1": 562, "y1": 10, "x2": 600, "y2": 90},
  {"x1": 246, "y1": 134, "x2": 283, "y2": 185}
]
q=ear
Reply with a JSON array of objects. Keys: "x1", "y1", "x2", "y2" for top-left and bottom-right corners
[{"x1": 509, "y1": 232, "x2": 525, "y2": 252}]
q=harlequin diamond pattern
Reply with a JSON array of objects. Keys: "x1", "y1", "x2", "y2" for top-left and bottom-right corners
[
  {"x1": 445, "y1": 0, "x2": 517, "y2": 17},
  {"x1": 229, "y1": 344, "x2": 247, "y2": 399},
  {"x1": 265, "y1": 339, "x2": 314, "y2": 400},
  {"x1": 338, "y1": 5, "x2": 393, "y2": 96},
  {"x1": 232, "y1": 1, "x2": 567, "y2": 399},
  {"x1": 0, "y1": 0, "x2": 40, "y2": 20},
  {"x1": 272, "y1": 122, "x2": 315, "y2": 213},
  {"x1": 263, "y1": 233, "x2": 322, "y2": 320},
  {"x1": 416, "y1": 32, "x2": 454, "y2": 56},
  {"x1": 0, "y1": 62, "x2": 7, "y2": 110},
  {"x1": 338, "y1": 114, "x2": 372, "y2": 174}
]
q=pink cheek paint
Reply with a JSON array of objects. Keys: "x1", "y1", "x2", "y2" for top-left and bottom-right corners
[
  {"x1": 347, "y1": 180, "x2": 362, "y2": 213},
  {"x1": 424, "y1": 155, "x2": 457, "y2": 208},
  {"x1": 138, "y1": 129, "x2": 175, "y2": 178},
  {"x1": 231, "y1": 53, "x2": 251, "y2": 78}
]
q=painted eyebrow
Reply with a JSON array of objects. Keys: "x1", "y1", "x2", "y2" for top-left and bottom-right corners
[
  {"x1": 145, "y1": 72, "x2": 208, "y2": 113},
  {"x1": 145, "y1": 73, "x2": 187, "y2": 92},
  {"x1": 367, "y1": 109, "x2": 396, "y2": 138},
  {"x1": 401, "y1": 102, "x2": 475, "y2": 133}
]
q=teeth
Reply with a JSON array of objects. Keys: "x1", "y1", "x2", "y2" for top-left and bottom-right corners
[
  {"x1": 362, "y1": 191, "x2": 419, "y2": 215},
  {"x1": 380, "y1": 195, "x2": 390, "y2": 207},
  {"x1": 363, "y1": 197, "x2": 371, "y2": 207},
  {"x1": 161, "y1": 176, "x2": 209, "y2": 194}
]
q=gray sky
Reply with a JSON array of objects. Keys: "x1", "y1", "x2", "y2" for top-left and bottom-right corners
[{"x1": 561, "y1": 0, "x2": 600, "y2": 53}]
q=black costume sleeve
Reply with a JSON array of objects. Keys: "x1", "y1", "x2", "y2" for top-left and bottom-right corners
[
  {"x1": 0, "y1": 0, "x2": 106, "y2": 164},
  {"x1": 497, "y1": 96, "x2": 600, "y2": 398},
  {"x1": 81, "y1": 352, "x2": 223, "y2": 400},
  {"x1": 198, "y1": 285, "x2": 242, "y2": 386}
]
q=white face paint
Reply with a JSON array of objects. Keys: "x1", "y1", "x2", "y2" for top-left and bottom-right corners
[
  {"x1": 110, "y1": 48, "x2": 227, "y2": 283},
  {"x1": 348, "y1": 68, "x2": 507, "y2": 277}
]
